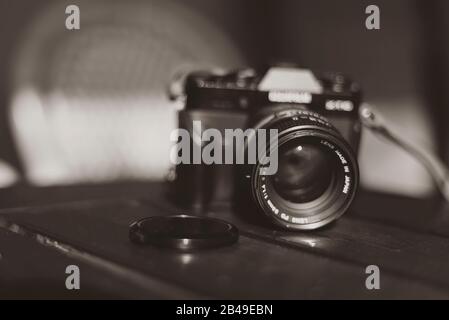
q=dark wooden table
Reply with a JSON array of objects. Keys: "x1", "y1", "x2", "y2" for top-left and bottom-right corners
[{"x1": 0, "y1": 182, "x2": 448, "y2": 299}]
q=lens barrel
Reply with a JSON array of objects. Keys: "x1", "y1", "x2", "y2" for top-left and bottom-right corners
[{"x1": 249, "y1": 109, "x2": 359, "y2": 230}]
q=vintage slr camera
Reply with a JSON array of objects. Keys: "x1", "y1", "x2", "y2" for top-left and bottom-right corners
[{"x1": 174, "y1": 66, "x2": 361, "y2": 230}]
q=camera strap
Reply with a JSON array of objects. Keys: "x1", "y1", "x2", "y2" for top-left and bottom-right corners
[{"x1": 360, "y1": 104, "x2": 449, "y2": 202}]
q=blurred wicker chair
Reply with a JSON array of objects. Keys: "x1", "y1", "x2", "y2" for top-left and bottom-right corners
[{"x1": 9, "y1": 0, "x2": 245, "y2": 186}]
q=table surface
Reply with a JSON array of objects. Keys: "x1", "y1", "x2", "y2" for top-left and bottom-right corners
[{"x1": 0, "y1": 182, "x2": 449, "y2": 299}]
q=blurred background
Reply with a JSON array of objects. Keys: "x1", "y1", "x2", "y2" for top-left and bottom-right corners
[{"x1": 0, "y1": 0, "x2": 448, "y2": 200}]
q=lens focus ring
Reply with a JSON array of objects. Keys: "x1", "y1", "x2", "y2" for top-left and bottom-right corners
[{"x1": 249, "y1": 108, "x2": 359, "y2": 230}]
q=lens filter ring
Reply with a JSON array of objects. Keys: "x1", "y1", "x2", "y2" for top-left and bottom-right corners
[{"x1": 129, "y1": 215, "x2": 239, "y2": 251}]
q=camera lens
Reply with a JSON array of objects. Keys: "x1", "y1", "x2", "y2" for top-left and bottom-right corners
[
  {"x1": 272, "y1": 141, "x2": 334, "y2": 203},
  {"x1": 249, "y1": 109, "x2": 359, "y2": 230}
]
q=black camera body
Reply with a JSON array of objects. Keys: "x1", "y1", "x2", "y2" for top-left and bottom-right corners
[{"x1": 175, "y1": 66, "x2": 362, "y2": 230}]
